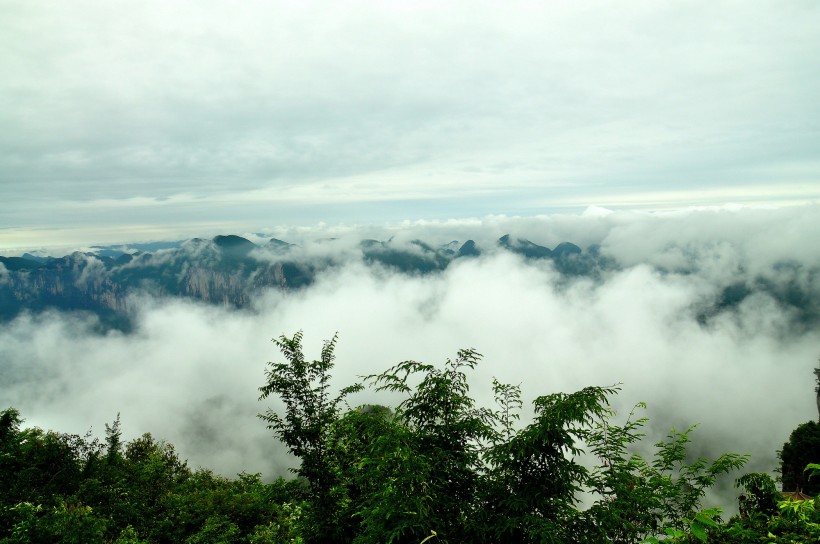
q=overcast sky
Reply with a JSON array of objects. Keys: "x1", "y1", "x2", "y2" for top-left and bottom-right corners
[{"x1": 2, "y1": 0, "x2": 819, "y2": 250}]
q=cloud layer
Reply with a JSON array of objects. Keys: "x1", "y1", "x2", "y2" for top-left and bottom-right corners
[{"x1": 2, "y1": 207, "x2": 819, "y2": 513}]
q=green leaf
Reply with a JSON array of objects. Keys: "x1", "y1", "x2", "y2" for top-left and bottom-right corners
[
  {"x1": 694, "y1": 513, "x2": 719, "y2": 528},
  {"x1": 690, "y1": 522, "x2": 708, "y2": 543}
]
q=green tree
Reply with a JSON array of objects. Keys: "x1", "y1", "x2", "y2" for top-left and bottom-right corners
[
  {"x1": 364, "y1": 348, "x2": 496, "y2": 541},
  {"x1": 480, "y1": 385, "x2": 619, "y2": 542},
  {"x1": 105, "y1": 413, "x2": 123, "y2": 463},
  {"x1": 584, "y1": 402, "x2": 660, "y2": 543},
  {"x1": 0, "y1": 407, "x2": 311, "y2": 543},
  {"x1": 0, "y1": 408, "x2": 97, "y2": 509},
  {"x1": 780, "y1": 421, "x2": 820, "y2": 495},
  {"x1": 327, "y1": 405, "x2": 431, "y2": 544},
  {"x1": 735, "y1": 472, "x2": 780, "y2": 519},
  {"x1": 184, "y1": 515, "x2": 240, "y2": 544},
  {"x1": 258, "y1": 331, "x2": 362, "y2": 543},
  {"x1": 113, "y1": 525, "x2": 148, "y2": 544},
  {"x1": 258, "y1": 335, "x2": 753, "y2": 543},
  {"x1": 120, "y1": 433, "x2": 191, "y2": 543},
  {"x1": 640, "y1": 426, "x2": 748, "y2": 532},
  {"x1": 258, "y1": 332, "x2": 363, "y2": 489}
]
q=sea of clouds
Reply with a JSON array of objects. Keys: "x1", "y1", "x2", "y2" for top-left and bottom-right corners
[{"x1": 2, "y1": 205, "x2": 819, "y2": 512}]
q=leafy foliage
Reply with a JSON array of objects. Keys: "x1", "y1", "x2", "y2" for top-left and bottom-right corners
[
  {"x1": 780, "y1": 420, "x2": 820, "y2": 495},
  {"x1": 642, "y1": 426, "x2": 749, "y2": 530},
  {"x1": 257, "y1": 331, "x2": 363, "y2": 542},
  {"x1": 736, "y1": 472, "x2": 780, "y2": 518},
  {"x1": 5, "y1": 334, "x2": 818, "y2": 543},
  {"x1": 0, "y1": 408, "x2": 306, "y2": 544},
  {"x1": 261, "y1": 333, "x2": 754, "y2": 543},
  {"x1": 258, "y1": 331, "x2": 363, "y2": 490}
]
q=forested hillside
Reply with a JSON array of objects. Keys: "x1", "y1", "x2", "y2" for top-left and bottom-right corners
[{"x1": 2, "y1": 334, "x2": 818, "y2": 543}]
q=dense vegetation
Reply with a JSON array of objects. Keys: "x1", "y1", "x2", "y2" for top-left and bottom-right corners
[{"x1": 1, "y1": 333, "x2": 819, "y2": 543}]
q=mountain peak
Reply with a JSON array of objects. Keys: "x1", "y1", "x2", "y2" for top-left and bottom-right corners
[
  {"x1": 553, "y1": 242, "x2": 582, "y2": 258},
  {"x1": 213, "y1": 235, "x2": 255, "y2": 249},
  {"x1": 268, "y1": 238, "x2": 294, "y2": 251},
  {"x1": 458, "y1": 240, "x2": 480, "y2": 257},
  {"x1": 498, "y1": 235, "x2": 552, "y2": 259}
]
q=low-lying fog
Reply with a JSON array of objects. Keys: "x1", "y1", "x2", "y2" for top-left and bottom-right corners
[{"x1": 2, "y1": 205, "x2": 819, "y2": 512}]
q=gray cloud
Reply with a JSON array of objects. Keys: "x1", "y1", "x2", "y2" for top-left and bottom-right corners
[{"x1": 2, "y1": 1, "x2": 819, "y2": 248}]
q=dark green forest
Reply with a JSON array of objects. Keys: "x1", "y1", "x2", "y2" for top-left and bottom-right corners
[{"x1": 2, "y1": 333, "x2": 819, "y2": 543}]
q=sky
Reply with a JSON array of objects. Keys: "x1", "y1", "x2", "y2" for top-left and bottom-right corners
[
  {"x1": 2, "y1": 0, "x2": 820, "y2": 251},
  {"x1": 2, "y1": 1, "x2": 820, "y2": 514}
]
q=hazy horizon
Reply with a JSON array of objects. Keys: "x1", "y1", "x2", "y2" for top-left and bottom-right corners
[{"x1": 2, "y1": 201, "x2": 816, "y2": 257}]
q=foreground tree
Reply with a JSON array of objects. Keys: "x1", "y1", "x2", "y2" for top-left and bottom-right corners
[
  {"x1": 780, "y1": 421, "x2": 820, "y2": 496},
  {"x1": 779, "y1": 363, "x2": 820, "y2": 496},
  {"x1": 258, "y1": 332, "x2": 363, "y2": 489},
  {"x1": 2, "y1": 333, "x2": 777, "y2": 542},
  {"x1": 259, "y1": 333, "x2": 750, "y2": 544},
  {"x1": 257, "y1": 331, "x2": 362, "y2": 542}
]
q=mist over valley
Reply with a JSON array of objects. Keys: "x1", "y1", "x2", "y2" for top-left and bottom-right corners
[{"x1": 2, "y1": 207, "x2": 819, "y2": 517}]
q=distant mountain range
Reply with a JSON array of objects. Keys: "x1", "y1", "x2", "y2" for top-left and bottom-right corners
[
  {"x1": 0, "y1": 234, "x2": 609, "y2": 328},
  {"x1": 0, "y1": 234, "x2": 817, "y2": 332}
]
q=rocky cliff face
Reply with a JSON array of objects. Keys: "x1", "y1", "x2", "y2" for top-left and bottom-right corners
[
  {"x1": 0, "y1": 237, "x2": 316, "y2": 327},
  {"x1": 1, "y1": 233, "x2": 608, "y2": 328}
]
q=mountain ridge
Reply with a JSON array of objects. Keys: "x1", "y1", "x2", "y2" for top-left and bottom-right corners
[{"x1": 1, "y1": 233, "x2": 817, "y2": 333}]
